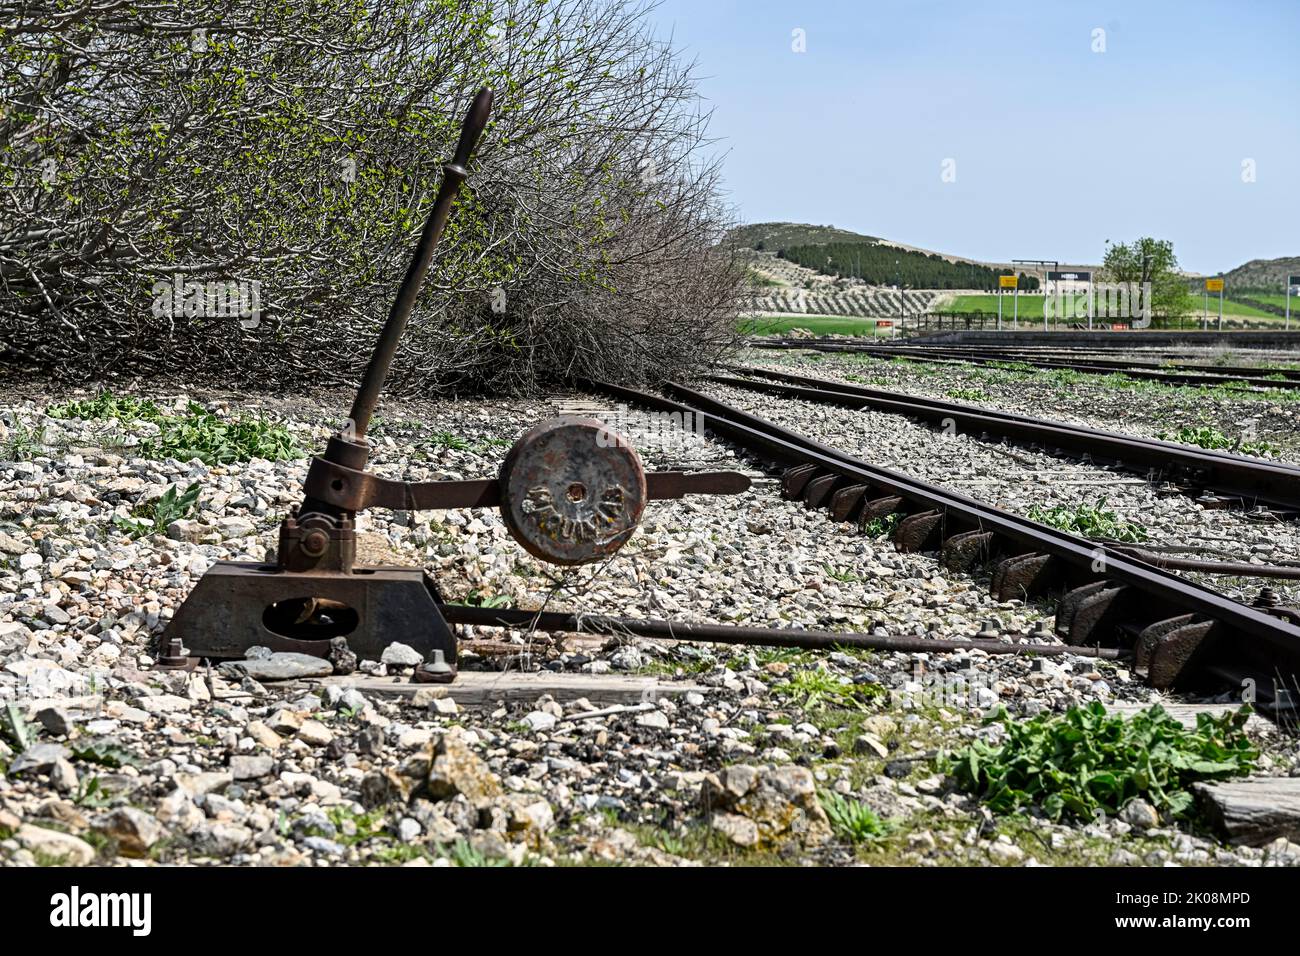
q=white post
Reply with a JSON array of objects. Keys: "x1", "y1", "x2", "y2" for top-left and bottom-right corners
[
  {"x1": 1203, "y1": 290, "x2": 1208, "y2": 330},
  {"x1": 997, "y1": 289, "x2": 1002, "y2": 331},
  {"x1": 1087, "y1": 280, "x2": 1093, "y2": 330},
  {"x1": 1013, "y1": 284, "x2": 1019, "y2": 329},
  {"x1": 1287, "y1": 282, "x2": 1292, "y2": 331},
  {"x1": 1218, "y1": 287, "x2": 1223, "y2": 331}
]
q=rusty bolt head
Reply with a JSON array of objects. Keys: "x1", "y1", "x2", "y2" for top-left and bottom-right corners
[{"x1": 301, "y1": 528, "x2": 330, "y2": 557}]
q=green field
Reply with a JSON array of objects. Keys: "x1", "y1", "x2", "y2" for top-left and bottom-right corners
[
  {"x1": 740, "y1": 314, "x2": 889, "y2": 337},
  {"x1": 1210, "y1": 298, "x2": 1278, "y2": 319},
  {"x1": 945, "y1": 294, "x2": 1048, "y2": 316},
  {"x1": 943, "y1": 293, "x2": 1284, "y2": 323},
  {"x1": 1242, "y1": 293, "x2": 1297, "y2": 310}
]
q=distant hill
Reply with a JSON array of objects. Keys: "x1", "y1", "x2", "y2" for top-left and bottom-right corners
[
  {"x1": 1224, "y1": 256, "x2": 1300, "y2": 292},
  {"x1": 727, "y1": 221, "x2": 1096, "y2": 273},
  {"x1": 725, "y1": 222, "x2": 879, "y2": 251}
]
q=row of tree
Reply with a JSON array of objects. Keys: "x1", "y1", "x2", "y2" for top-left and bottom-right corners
[{"x1": 777, "y1": 242, "x2": 1039, "y2": 291}]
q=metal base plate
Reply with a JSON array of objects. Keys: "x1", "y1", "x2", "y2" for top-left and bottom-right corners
[{"x1": 161, "y1": 561, "x2": 457, "y2": 664}]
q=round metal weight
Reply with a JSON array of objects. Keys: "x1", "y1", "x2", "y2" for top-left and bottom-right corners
[{"x1": 498, "y1": 416, "x2": 647, "y2": 565}]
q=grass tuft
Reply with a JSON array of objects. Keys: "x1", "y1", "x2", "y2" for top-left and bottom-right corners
[{"x1": 819, "y1": 790, "x2": 890, "y2": 843}]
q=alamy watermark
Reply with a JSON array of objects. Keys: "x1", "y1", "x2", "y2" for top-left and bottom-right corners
[
  {"x1": 152, "y1": 273, "x2": 261, "y2": 329},
  {"x1": 1044, "y1": 282, "x2": 1151, "y2": 328},
  {"x1": 892, "y1": 661, "x2": 1000, "y2": 711},
  {"x1": 50, "y1": 886, "x2": 151, "y2": 936},
  {"x1": 557, "y1": 402, "x2": 706, "y2": 454}
]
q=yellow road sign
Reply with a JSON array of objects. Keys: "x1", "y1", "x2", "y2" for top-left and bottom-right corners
[
  {"x1": 1205, "y1": 278, "x2": 1225, "y2": 292},
  {"x1": 999, "y1": 275, "x2": 1018, "y2": 289}
]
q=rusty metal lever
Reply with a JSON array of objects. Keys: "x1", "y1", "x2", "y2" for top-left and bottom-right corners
[
  {"x1": 303, "y1": 458, "x2": 748, "y2": 513},
  {"x1": 345, "y1": 87, "x2": 494, "y2": 444}
]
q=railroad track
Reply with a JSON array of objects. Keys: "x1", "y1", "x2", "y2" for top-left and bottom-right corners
[
  {"x1": 753, "y1": 340, "x2": 1300, "y2": 391},
  {"x1": 584, "y1": 377, "x2": 1300, "y2": 709},
  {"x1": 709, "y1": 365, "x2": 1300, "y2": 513},
  {"x1": 834, "y1": 342, "x2": 1300, "y2": 382}
]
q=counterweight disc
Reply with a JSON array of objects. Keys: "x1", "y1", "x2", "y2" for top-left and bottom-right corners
[{"x1": 498, "y1": 416, "x2": 648, "y2": 565}]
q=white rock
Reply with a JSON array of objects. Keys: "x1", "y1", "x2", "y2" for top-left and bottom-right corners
[
  {"x1": 380, "y1": 642, "x2": 424, "y2": 667},
  {"x1": 297, "y1": 720, "x2": 334, "y2": 747},
  {"x1": 636, "y1": 710, "x2": 670, "y2": 730},
  {"x1": 138, "y1": 694, "x2": 192, "y2": 715},
  {"x1": 522, "y1": 711, "x2": 557, "y2": 732},
  {"x1": 16, "y1": 824, "x2": 96, "y2": 865}
]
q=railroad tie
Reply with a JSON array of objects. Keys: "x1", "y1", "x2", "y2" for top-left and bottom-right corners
[
  {"x1": 828, "y1": 483, "x2": 870, "y2": 522},
  {"x1": 1141, "y1": 618, "x2": 1222, "y2": 689},
  {"x1": 893, "y1": 510, "x2": 944, "y2": 552},
  {"x1": 859, "y1": 495, "x2": 905, "y2": 524},
  {"x1": 1061, "y1": 583, "x2": 1132, "y2": 647},
  {"x1": 780, "y1": 464, "x2": 820, "y2": 499},
  {"x1": 940, "y1": 530, "x2": 995, "y2": 572},
  {"x1": 802, "y1": 473, "x2": 841, "y2": 509},
  {"x1": 1053, "y1": 580, "x2": 1112, "y2": 639},
  {"x1": 991, "y1": 552, "x2": 1058, "y2": 602}
]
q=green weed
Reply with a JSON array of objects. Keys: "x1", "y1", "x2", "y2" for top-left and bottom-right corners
[
  {"x1": 1157, "y1": 425, "x2": 1277, "y2": 457},
  {"x1": 862, "y1": 512, "x2": 902, "y2": 538},
  {"x1": 442, "y1": 839, "x2": 513, "y2": 867},
  {"x1": 1, "y1": 702, "x2": 33, "y2": 750},
  {"x1": 1026, "y1": 497, "x2": 1148, "y2": 543},
  {"x1": 944, "y1": 702, "x2": 1257, "y2": 823},
  {"x1": 464, "y1": 590, "x2": 513, "y2": 609},
  {"x1": 114, "y1": 481, "x2": 201, "y2": 538},
  {"x1": 0, "y1": 421, "x2": 49, "y2": 462},
  {"x1": 819, "y1": 790, "x2": 890, "y2": 843},
  {"x1": 773, "y1": 668, "x2": 882, "y2": 711},
  {"x1": 48, "y1": 390, "x2": 300, "y2": 464},
  {"x1": 821, "y1": 562, "x2": 861, "y2": 583}
]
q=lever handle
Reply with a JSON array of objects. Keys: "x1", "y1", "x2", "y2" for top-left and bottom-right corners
[
  {"x1": 451, "y1": 87, "x2": 494, "y2": 170},
  {"x1": 342, "y1": 87, "x2": 494, "y2": 445}
]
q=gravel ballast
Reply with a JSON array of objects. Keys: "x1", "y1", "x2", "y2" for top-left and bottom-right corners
[{"x1": 0, "y1": 378, "x2": 1297, "y2": 868}]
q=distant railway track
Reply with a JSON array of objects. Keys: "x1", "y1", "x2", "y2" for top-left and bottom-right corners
[
  {"x1": 711, "y1": 366, "x2": 1300, "y2": 513},
  {"x1": 874, "y1": 342, "x2": 1300, "y2": 381},
  {"x1": 585, "y1": 377, "x2": 1300, "y2": 708},
  {"x1": 751, "y1": 339, "x2": 1300, "y2": 391}
]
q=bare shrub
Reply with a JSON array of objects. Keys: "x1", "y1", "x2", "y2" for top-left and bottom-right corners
[{"x1": 0, "y1": 0, "x2": 742, "y2": 395}]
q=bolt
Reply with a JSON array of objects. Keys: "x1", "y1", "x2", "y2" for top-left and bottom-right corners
[
  {"x1": 301, "y1": 528, "x2": 329, "y2": 557},
  {"x1": 413, "y1": 648, "x2": 456, "y2": 684},
  {"x1": 158, "y1": 635, "x2": 189, "y2": 667},
  {"x1": 976, "y1": 618, "x2": 1000, "y2": 639},
  {"x1": 1254, "y1": 587, "x2": 1281, "y2": 608}
]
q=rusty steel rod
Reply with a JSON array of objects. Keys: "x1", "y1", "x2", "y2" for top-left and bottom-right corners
[
  {"x1": 345, "y1": 87, "x2": 494, "y2": 442},
  {"x1": 1113, "y1": 547, "x2": 1300, "y2": 580},
  {"x1": 441, "y1": 604, "x2": 1126, "y2": 659}
]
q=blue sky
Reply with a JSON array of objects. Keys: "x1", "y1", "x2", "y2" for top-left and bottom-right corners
[{"x1": 647, "y1": 0, "x2": 1300, "y2": 273}]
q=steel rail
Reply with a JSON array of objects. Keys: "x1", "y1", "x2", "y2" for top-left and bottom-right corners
[
  {"x1": 580, "y1": 377, "x2": 1300, "y2": 694},
  {"x1": 752, "y1": 340, "x2": 1300, "y2": 390},
  {"x1": 822, "y1": 342, "x2": 1300, "y2": 382},
  {"x1": 441, "y1": 604, "x2": 1124, "y2": 659},
  {"x1": 1106, "y1": 548, "x2": 1300, "y2": 581},
  {"x1": 711, "y1": 367, "x2": 1300, "y2": 511}
]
